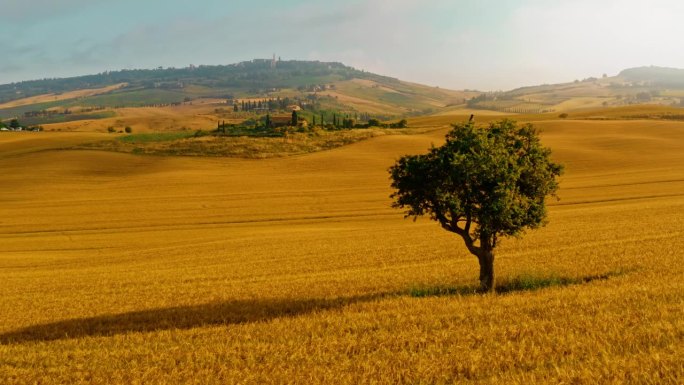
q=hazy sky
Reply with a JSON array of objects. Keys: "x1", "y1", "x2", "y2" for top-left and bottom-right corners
[{"x1": 3, "y1": 0, "x2": 684, "y2": 90}]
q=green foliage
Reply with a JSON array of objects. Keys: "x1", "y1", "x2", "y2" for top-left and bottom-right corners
[
  {"x1": 9, "y1": 119, "x2": 20, "y2": 129},
  {"x1": 291, "y1": 110, "x2": 298, "y2": 127},
  {"x1": 367, "y1": 118, "x2": 381, "y2": 127},
  {"x1": 20, "y1": 111, "x2": 116, "y2": 126},
  {"x1": 390, "y1": 119, "x2": 562, "y2": 292},
  {"x1": 389, "y1": 119, "x2": 407, "y2": 128},
  {"x1": 124, "y1": 126, "x2": 132, "y2": 134},
  {"x1": 409, "y1": 270, "x2": 625, "y2": 297},
  {"x1": 390, "y1": 119, "x2": 563, "y2": 243},
  {"x1": 74, "y1": 89, "x2": 186, "y2": 108}
]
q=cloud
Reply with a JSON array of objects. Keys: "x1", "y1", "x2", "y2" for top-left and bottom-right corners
[
  {"x1": 503, "y1": 0, "x2": 684, "y2": 85},
  {"x1": 0, "y1": 0, "x2": 470, "y2": 85},
  {"x1": 5, "y1": 0, "x2": 684, "y2": 89}
]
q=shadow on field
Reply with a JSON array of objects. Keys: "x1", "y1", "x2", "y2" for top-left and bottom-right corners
[
  {"x1": 409, "y1": 270, "x2": 627, "y2": 297},
  {"x1": 0, "y1": 293, "x2": 388, "y2": 345},
  {"x1": 1, "y1": 271, "x2": 629, "y2": 345}
]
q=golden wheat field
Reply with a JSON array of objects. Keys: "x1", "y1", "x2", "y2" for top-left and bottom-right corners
[
  {"x1": 43, "y1": 101, "x2": 230, "y2": 133},
  {"x1": 1, "y1": 116, "x2": 683, "y2": 384}
]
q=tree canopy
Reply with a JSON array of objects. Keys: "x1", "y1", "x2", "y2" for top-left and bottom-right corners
[{"x1": 389, "y1": 119, "x2": 563, "y2": 292}]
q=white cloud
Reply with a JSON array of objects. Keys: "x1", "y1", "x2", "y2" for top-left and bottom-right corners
[{"x1": 4, "y1": 0, "x2": 684, "y2": 89}]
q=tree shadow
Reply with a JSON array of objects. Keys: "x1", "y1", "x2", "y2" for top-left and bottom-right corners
[
  {"x1": 1, "y1": 270, "x2": 630, "y2": 345},
  {"x1": 409, "y1": 270, "x2": 628, "y2": 297},
  {"x1": 0, "y1": 293, "x2": 388, "y2": 345}
]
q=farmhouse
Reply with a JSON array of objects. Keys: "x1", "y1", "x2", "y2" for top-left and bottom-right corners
[{"x1": 270, "y1": 115, "x2": 293, "y2": 128}]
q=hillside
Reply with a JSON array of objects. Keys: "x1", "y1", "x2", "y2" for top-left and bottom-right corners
[
  {"x1": 464, "y1": 66, "x2": 684, "y2": 114},
  {"x1": 0, "y1": 60, "x2": 475, "y2": 131},
  {"x1": 6, "y1": 63, "x2": 684, "y2": 132}
]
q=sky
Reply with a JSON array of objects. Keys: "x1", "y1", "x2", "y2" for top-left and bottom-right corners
[{"x1": 3, "y1": 0, "x2": 684, "y2": 90}]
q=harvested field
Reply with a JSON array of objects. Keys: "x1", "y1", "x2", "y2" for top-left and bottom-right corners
[{"x1": 0, "y1": 118, "x2": 683, "y2": 384}]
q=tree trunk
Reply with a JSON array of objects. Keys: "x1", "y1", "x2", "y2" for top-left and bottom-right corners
[{"x1": 478, "y1": 249, "x2": 495, "y2": 293}]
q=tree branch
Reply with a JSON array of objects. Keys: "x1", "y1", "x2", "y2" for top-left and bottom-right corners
[{"x1": 434, "y1": 211, "x2": 453, "y2": 232}]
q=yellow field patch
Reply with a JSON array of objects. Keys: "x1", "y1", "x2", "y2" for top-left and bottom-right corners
[
  {"x1": 318, "y1": 90, "x2": 406, "y2": 114},
  {"x1": 42, "y1": 101, "x2": 230, "y2": 133},
  {"x1": 552, "y1": 96, "x2": 612, "y2": 112},
  {"x1": 0, "y1": 119, "x2": 682, "y2": 384},
  {"x1": 0, "y1": 83, "x2": 127, "y2": 109}
]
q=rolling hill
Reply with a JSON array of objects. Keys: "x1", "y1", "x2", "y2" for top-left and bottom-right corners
[
  {"x1": 464, "y1": 66, "x2": 684, "y2": 115},
  {"x1": 4, "y1": 63, "x2": 684, "y2": 133},
  {"x1": 0, "y1": 60, "x2": 476, "y2": 131}
]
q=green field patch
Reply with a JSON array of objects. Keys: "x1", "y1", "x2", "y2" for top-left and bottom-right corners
[
  {"x1": 0, "y1": 100, "x2": 77, "y2": 119},
  {"x1": 409, "y1": 270, "x2": 628, "y2": 297},
  {"x1": 21, "y1": 111, "x2": 117, "y2": 126},
  {"x1": 78, "y1": 89, "x2": 187, "y2": 108}
]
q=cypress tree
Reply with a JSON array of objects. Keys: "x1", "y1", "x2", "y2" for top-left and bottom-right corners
[{"x1": 291, "y1": 110, "x2": 298, "y2": 126}]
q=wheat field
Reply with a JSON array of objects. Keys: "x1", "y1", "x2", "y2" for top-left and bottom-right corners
[{"x1": 1, "y1": 117, "x2": 683, "y2": 384}]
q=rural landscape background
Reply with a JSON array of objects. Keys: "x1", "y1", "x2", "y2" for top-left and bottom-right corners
[{"x1": 1, "y1": 1, "x2": 683, "y2": 384}]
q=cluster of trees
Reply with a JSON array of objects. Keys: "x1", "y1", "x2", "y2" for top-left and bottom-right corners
[
  {"x1": 0, "y1": 118, "x2": 43, "y2": 131},
  {"x1": 236, "y1": 97, "x2": 306, "y2": 112},
  {"x1": 107, "y1": 126, "x2": 132, "y2": 133},
  {"x1": 23, "y1": 108, "x2": 76, "y2": 118},
  {"x1": 215, "y1": 111, "x2": 409, "y2": 134},
  {"x1": 467, "y1": 92, "x2": 513, "y2": 107},
  {"x1": 7, "y1": 119, "x2": 21, "y2": 129},
  {"x1": 231, "y1": 96, "x2": 404, "y2": 130},
  {"x1": 311, "y1": 112, "x2": 392, "y2": 128}
]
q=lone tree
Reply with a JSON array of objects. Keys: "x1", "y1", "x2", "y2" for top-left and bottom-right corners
[{"x1": 389, "y1": 119, "x2": 563, "y2": 293}]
